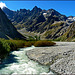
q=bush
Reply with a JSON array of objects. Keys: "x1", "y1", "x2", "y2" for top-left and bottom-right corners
[
  {"x1": 0, "y1": 39, "x2": 56, "y2": 60},
  {"x1": 6, "y1": 40, "x2": 25, "y2": 51},
  {"x1": 0, "y1": 39, "x2": 10, "y2": 59},
  {"x1": 24, "y1": 41, "x2": 35, "y2": 47},
  {"x1": 34, "y1": 40, "x2": 56, "y2": 47},
  {"x1": 6, "y1": 40, "x2": 17, "y2": 51},
  {"x1": 0, "y1": 39, "x2": 35, "y2": 60},
  {"x1": 24, "y1": 42, "x2": 32, "y2": 47},
  {"x1": 6, "y1": 40, "x2": 35, "y2": 50}
]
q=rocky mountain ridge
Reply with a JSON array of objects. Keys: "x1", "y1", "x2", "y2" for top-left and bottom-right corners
[
  {"x1": 2, "y1": 6, "x2": 67, "y2": 28},
  {"x1": 2, "y1": 6, "x2": 75, "y2": 41}
]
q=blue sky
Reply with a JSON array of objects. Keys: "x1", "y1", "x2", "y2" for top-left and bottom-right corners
[{"x1": 1, "y1": 1, "x2": 75, "y2": 16}]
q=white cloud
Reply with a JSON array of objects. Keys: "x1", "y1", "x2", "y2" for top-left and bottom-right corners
[{"x1": 0, "y1": 2, "x2": 7, "y2": 9}]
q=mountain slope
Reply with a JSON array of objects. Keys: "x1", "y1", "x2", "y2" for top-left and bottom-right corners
[
  {"x1": 55, "y1": 21, "x2": 75, "y2": 41},
  {"x1": 0, "y1": 8, "x2": 25, "y2": 39},
  {"x1": 43, "y1": 21, "x2": 69, "y2": 40}
]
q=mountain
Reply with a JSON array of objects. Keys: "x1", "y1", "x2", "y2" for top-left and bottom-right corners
[
  {"x1": 42, "y1": 9, "x2": 67, "y2": 21},
  {"x1": 2, "y1": 6, "x2": 67, "y2": 30},
  {"x1": 43, "y1": 21, "x2": 69, "y2": 40},
  {"x1": 2, "y1": 6, "x2": 75, "y2": 41},
  {"x1": 0, "y1": 8, "x2": 25, "y2": 39},
  {"x1": 67, "y1": 16, "x2": 75, "y2": 24},
  {"x1": 56, "y1": 21, "x2": 75, "y2": 41},
  {"x1": 67, "y1": 21, "x2": 75, "y2": 39}
]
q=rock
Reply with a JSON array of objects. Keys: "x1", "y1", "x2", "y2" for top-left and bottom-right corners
[{"x1": 26, "y1": 42, "x2": 75, "y2": 74}]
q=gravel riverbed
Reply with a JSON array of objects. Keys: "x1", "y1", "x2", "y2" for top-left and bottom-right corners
[{"x1": 26, "y1": 42, "x2": 75, "y2": 74}]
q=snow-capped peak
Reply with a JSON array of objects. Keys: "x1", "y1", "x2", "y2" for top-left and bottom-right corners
[{"x1": 0, "y1": 2, "x2": 7, "y2": 9}]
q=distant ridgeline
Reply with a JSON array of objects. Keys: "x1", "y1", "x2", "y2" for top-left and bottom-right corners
[
  {"x1": 2, "y1": 6, "x2": 75, "y2": 41},
  {"x1": 0, "y1": 8, "x2": 26, "y2": 39}
]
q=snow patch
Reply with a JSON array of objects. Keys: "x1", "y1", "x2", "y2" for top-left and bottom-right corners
[
  {"x1": 43, "y1": 13, "x2": 47, "y2": 15},
  {"x1": 73, "y1": 17, "x2": 75, "y2": 21}
]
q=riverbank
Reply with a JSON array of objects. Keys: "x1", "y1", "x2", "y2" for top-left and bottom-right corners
[
  {"x1": 0, "y1": 39, "x2": 55, "y2": 61},
  {"x1": 26, "y1": 42, "x2": 75, "y2": 74}
]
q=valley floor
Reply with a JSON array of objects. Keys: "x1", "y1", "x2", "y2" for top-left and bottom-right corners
[{"x1": 26, "y1": 42, "x2": 75, "y2": 74}]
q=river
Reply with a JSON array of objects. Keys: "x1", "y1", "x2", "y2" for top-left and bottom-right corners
[{"x1": 0, "y1": 46, "x2": 53, "y2": 74}]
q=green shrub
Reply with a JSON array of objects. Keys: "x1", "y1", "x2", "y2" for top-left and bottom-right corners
[
  {"x1": 24, "y1": 41, "x2": 35, "y2": 47},
  {"x1": 6, "y1": 40, "x2": 35, "y2": 50},
  {"x1": 24, "y1": 42, "x2": 32, "y2": 47},
  {"x1": 0, "y1": 39, "x2": 56, "y2": 60},
  {"x1": 6, "y1": 40, "x2": 17, "y2": 51},
  {"x1": 0, "y1": 39, "x2": 35, "y2": 60},
  {"x1": 0, "y1": 39, "x2": 10, "y2": 59},
  {"x1": 6, "y1": 40, "x2": 25, "y2": 51},
  {"x1": 34, "y1": 40, "x2": 56, "y2": 47}
]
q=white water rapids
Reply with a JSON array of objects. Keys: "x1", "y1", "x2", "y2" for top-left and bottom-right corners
[{"x1": 0, "y1": 46, "x2": 53, "y2": 74}]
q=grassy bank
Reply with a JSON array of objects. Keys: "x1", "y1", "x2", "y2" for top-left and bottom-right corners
[{"x1": 0, "y1": 39, "x2": 56, "y2": 61}]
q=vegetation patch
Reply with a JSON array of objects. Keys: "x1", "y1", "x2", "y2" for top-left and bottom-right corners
[
  {"x1": 34, "y1": 40, "x2": 56, "y2": 47},
  {"x1": 0, "y1": 39, "x2": 35, "y2": 60},
  {"x1": 51, "y1": 22, "x2": 64, "y2": 27},
  {"x1": 54, "y1": 30, "x2": 70, "y2": 41},
  {"x1": 0, "y1": 38, "x2": 56, "y2": 61},
  {"x1": 24, "y1": 41, "x2": 35, "y2": 47},
  {"x1": 6, "y1": 40, "x2": 25, "y2": 51},
  {"x1": 0, "y1": 39, "x2": 10, "y2": 59}
]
